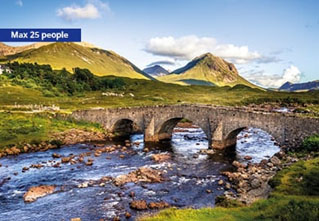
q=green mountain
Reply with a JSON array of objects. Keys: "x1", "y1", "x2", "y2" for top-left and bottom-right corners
[
  {"x1": 1, "y1": 42, "x2": 153, "y2": 80},
  {"x1": 158, "y1": 53, "x2": 257, "y2": 87}
]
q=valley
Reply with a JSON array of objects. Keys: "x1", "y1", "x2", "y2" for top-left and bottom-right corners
[{"x1": 0, "y1": 42, "x2": 319, "y2": 221}]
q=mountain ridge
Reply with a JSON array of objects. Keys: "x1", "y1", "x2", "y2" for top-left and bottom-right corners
[
  {"x1": 279, "y1": 80, "x2": 319, "y2": 91},
  {"x1": 0, "y1": 42, "x2": 153, "y2": 80},
  {"x1": 143, "y1": 65, "x2": 169, "y2": 77},
  {"x1": 158, "y1": 52, "x2": 256, "y2": 88}
]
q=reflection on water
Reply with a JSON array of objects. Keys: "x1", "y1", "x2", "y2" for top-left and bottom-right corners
[{"x1": 0, "y1": 127, "x2": 279, "y2": 221}]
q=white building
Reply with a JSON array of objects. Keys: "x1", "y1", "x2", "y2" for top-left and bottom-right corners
[{"x1": 0, "y1": 65, "x2": 11, "y2": 74}]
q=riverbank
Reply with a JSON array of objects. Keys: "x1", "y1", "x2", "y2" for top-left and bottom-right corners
[
  {"x1": 0, "y1": 112, "x2": 110, "y2": 158},
  {"x1": 140, "y1": 150, "x2": 319, "y2": 221}
]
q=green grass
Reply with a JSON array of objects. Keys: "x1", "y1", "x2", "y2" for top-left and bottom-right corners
[
  {"x1": 140, "y1": 157, "x2": 319, "y2": 221},
  {"x1": 0, "y1": 112, "x2": 103, "y2": 149},
  {"x1": 1, "y1": 76, "x2": 319, "y2": 113}
]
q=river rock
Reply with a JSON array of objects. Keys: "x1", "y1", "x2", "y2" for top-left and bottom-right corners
[
  {"x1": 125, "y1": 212, "x2": 132, "y2": 218},
  {"x1": 52, "y1": 153, "x2": 61, "y2": 158},
  {"x1": 270, "y1": 156, "x2": 281, "y2": 166},
  {"x1": 151, "y1": 153, "x2": 171, "y2": 162},
  {"x1": 61, "y1": 157, "x2": 72, "y2": 163},
  {"x1": 225, "y1": 182, "x2": 231, "y2": 189},
  {"x1": 129, "y1": 191, "x2": 135, "y2": 198},
  {"x1": 78, "y1": 182, "x2": 89, "y2": 188},
  {"x1": 23, "y1": 185, "x2": 55, "y2": 202},
  {"x1": 232, "y1": 161, "x2": 244, "y2": 168},
  {"x1": 130, "y1": 200, "x2": 148, "y2": 210},
  {"x1": 22, "y1": 167, "x2": 29, "y2": 172},
  {"x1": 244, "y1": 156, "x2": 252, "y2": 160},
  {"x1": 250, "y1": 178, "x2": 261, "y2": 188},
  {"x1": 71, "y1": 218, "x2": 81, "y2": 221},
  {"x1": 148, "y1": 201, "x2": 170, "y2": 209},
  {"x1": 114, "y1": 167, "x2": 164, "y2": 186},
  {"x1": 218, "y1": 179, "x2": 224, "y2": 185}
]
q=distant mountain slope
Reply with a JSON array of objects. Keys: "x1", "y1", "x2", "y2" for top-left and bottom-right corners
[
  {"x1": 1, "y1": 42, "x2": 153, "y2": 80},
  {"x1": 143, "y1": 65, "x2": 169, "y2": 77},
  {"x1": 0, "y1": 42, "x2": 51, "y2": 56},
  {"x1": 157, "y1": 53, "x2": 256, "y2": 87},
  {"x1": 279, "y1": 81, "x2": 319, "y2": 91}
]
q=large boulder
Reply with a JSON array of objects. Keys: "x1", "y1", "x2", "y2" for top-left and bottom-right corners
[
  {"x1": 114, "y1": 167, "x2": 164, "y2": 186},
  {"x1": 23, "y1": 185, "x2": 55, "y2": 203}
]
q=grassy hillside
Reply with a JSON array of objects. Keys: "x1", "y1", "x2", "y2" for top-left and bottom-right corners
[
  {"x1": 1, "y1": 73, "x2": 319, "y2": 113},
  {"x1": 1, "y1": 42, "x2": 152, "y2": 80},
  {"x1": 158, "y1": 53, "x2": 257, "y2": 88},
  {"x1": 141, "y1": 156, "x2": 319, "y2": 221}
]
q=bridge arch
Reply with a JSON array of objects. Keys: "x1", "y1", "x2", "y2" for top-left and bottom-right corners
[
  {"x1": 111, "y1": 118, "x2": 141, "y2": 137},
  {"x1": 213, "y1": 123, "x2": 282, "y2": 150},
  {"x1": 155, "y1": 117, "x2": 210, "y2": 143}
]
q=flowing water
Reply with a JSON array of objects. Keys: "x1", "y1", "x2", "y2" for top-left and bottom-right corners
[{"x1": 0, "y1": 127, "x2": 279, "y2": 221}]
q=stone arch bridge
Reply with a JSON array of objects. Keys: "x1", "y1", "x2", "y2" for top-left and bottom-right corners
[{"x1": 71, "y1": 105, "x2": 319, "y2": 149}]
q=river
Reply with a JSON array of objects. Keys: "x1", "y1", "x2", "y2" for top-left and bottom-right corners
[{"x1": 0, "y1": 127, "x2": 279, "y2": 221}]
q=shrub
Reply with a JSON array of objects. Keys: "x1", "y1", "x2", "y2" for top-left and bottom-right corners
[
  {"x1": 301, "y1": 134, "x2": 319, "y2": 152},
  {"x1": 215, "y1": 195, "x2": 243, "y2": 208}
]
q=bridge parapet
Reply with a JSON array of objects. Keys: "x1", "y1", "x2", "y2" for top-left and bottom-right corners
[{"x1": 71, "y1": 105, "x2": 319, "y2": 149}]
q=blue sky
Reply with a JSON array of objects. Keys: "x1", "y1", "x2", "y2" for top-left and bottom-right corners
[{"x1": 1, "y1": 0, "x2": 318, "y2": 87}]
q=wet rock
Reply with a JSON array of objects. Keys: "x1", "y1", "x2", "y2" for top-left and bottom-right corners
[
  {"x1": 78, "y1": 182, "x2": 89, "y2": 188},
  {"x1": 23, "y1": 146, "x2": 28, "y2": 153},
  {"x1": 23, "y1": 185, "x2": 55, "y2": 203},
  {"x1": 244, "y1": 156, "x2": 252, "y2": 160},
  {"x1": 94, "y1": 151, "x2": 102, "y2": 157},
  {"x1": 225, "y1": 182, "x2": 231, "y2": 189},
  {"x1": 193, "y1": 154, "x2": 199, "y2": 159},
  {"x1": 232, "y1": 161, "x2": 244, "y2": 168},
  {"x1": 22, "y1": 167, "x2": 29, "y2": 172},
  {"x1": 30, "y1": 164, "x2": 43, "y2": 169},
  {"x1": 143, "y1": 148, "x2": 149, "y2": 153},
  {"x1": 130, "y1": 200, "x2": 148, "y2": 210},
  {"x1": 129, "y1": 191, "x2": 135, "y2": 198},
  {"x1": 0, "y1": 177, "x2": 11, "y2": 187},
  {"x1": 71, "y1": 218, "x2": 81, "y2": 221},
  {"x1": 125, "y1": 212, "x2": 132, "y2": 219},
  {"x1": 61, "y1": 157, "x2": 72, "y2": 164},
  {"x1": 151, "y1": 153, "x2": 171, "y2": 163},
  {"x1": 148, "y1": 201, "x2": 170, "y2": 209},
  {"x1": 85, "y1": 158, "x2": 94, "y2": 166},
  {"x1": 218, "y1": 179, "x2": 224, "y2": 185},
  {"x1": 52, "y1": 153, "x2": 61, "y2": 158},
  {"x1": 114, "y1": 167, "x2": 164, "y2": 186},
  {"x1": 270, "y1": 156, "x2": 281, "y2": 166},
  {"x1": 119, "y1": 155, "x2": 125, "y2": 159},
  {"x1": 52, "y1": 162, "x2": 61, "y2": 168},
  {"x1": 267, "y1": 162, "x2": 274, "y2": 168},
  {"x1": 206, "y1": 189, "x2": 212, "y2": 193}
]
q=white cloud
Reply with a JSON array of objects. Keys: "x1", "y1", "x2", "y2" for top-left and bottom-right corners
[
  {"x1": 245, "y1": 65, "x2": 301, "y2": 88},
  {"x1": 145, "y1": 35, "x2": 275, "y2": 64},
  {"x1": 57, "y1": 1, "x2": 111, "y2": 21},
  {"x1": 16, "y1": 0, "x2": 23, "y2": 7}
]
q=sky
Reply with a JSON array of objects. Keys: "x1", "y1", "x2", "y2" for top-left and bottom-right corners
[{"x1": 0, "y1": 0, "x2": 318, "y2": 88}]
